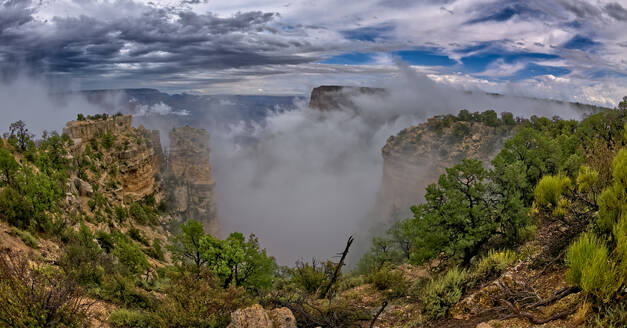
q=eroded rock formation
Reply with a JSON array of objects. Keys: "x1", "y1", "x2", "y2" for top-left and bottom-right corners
[
  {"x1": 166, "y1": 126, "x2": 219, "y2": 235},
  {"x1": 377, "y1": 117, "x2": 514, "y2": 220},
  {"x1": 309, "y1": 85, "x2": 386, "y2": 111},
  {"x1": 63, "y1": 115, "x2": 162, "y2": 202}
]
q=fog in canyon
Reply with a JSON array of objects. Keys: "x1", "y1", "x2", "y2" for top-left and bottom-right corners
[{"x1": 0, "y1": 67, "x2": 586, "y2": 265}]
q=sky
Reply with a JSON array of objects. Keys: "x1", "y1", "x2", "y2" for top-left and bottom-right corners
[{"x1": 1, "y1": 0, "x2": 627, "y2": 106}]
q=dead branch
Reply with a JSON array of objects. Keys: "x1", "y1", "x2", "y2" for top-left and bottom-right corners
[
  {"x1": 370, "y1": 301, "x2": 388, "y2": 328},
  {"x1": 499, "y1": 298, "x2": 578, "y2": 324},
  {"x1": 320, "y1": 235, "x2": 354, "y2": 299}
]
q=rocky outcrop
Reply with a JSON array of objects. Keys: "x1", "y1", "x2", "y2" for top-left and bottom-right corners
[
  {"x1": 377, "y1": 116, "x2": 515, "y2": 220},
  {"x1": 117, "y1": 128, "x2": 161, "y2": 200},
  {"x1": 227, "y1": 305, "x2": 296, "y2": 328},
  {"x1": 63, "y1": 115, "x2": 162, "y2": 202},
  {"x1": 63, "y1": 115, "x2": 132, "y2": 144},
  {"x1": 309, "y1": 85, "x2": 386, "y2": 111},
  {"x1": 166, "y1": 126, "x2": 219, "y2": 235}
]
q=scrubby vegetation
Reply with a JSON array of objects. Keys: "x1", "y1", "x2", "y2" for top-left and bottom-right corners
[{"x1": 1, "y1": 99, "x2": 627, "y2": 327}]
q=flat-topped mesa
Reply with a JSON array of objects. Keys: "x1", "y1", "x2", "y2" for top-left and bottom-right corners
[
  {"x1": 376, "y1": 113, "x2": 517, "y2": 221},
  {"x1": 309, "y1": 85, "x2": 387, "y2": 111},
  {"x1": 167, "y1": 126, "x2": 219, "y2": 236},
  {"x1": 63, "y1": 115, "x2": 132, "y2": 144}
]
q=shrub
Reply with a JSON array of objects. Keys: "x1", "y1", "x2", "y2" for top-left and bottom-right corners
[
  {"x1": 96, "y1": 231, "x2": 115, "y2": 254},
  {"x1": 128, "y1": 228, "x2": 149, "y2": 246},
  {"x1": 0, "y1": 249, "x2": 87, "y2": 327},
  {"x1": 290, "y1": 260, "x2": 330, "y2": 294},
  {"x1": 115, "y1": 206, "x2": 128, "y2": 222},
  {"x1": 472, "y1": 249, "x2": 517, "y2": 283},
  {"x1": 101, "y1": 133, "x2": 115, "y2": 149},
  {"x1": 99, "y1": 274, "x2": 155, "y2": 310},
  {"x1": 152, "y1": 269, "x2": 251, "y2": 327},
  {"x1": 566, "y1": 233, "x2": 621, "y2": 302},
  {"x1": 148, "y1": 238, "x2": 165, "y2": 261},
  {"x1": 588, "y1": 301, "x2": 627, "y2": 328},
  {"x1": 113, "y1": 236, "x2": 150, "y2": 276},
  {"x1": 501, "y1": 112, "x2": 516, "y2": 126},
  {"x1": 452, "y1": 123, "x2": 471, "y2": 138},
  {"x1": 534, "y1": 174, "x2": 572, "y2": 208},
  {"x1": 9, "y1": 227, "x2": 38, "y2": 248},
  {"x1": 108, "y1": 309, "x2": 155, "y2": 328},
  {"x1": 421, "y1": 267, "x2": 468, "y2": 320},
  {"x1": 369, "y1": 266, "x2": 407, "y2": 298},
  {"x1": 59, "y1": 224, "x2": 110, "y2": 287}
]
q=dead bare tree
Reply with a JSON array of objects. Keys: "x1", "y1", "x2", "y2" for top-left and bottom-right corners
[{"x1": 320, "y1": 235, "x2": 354, "y2": 299}]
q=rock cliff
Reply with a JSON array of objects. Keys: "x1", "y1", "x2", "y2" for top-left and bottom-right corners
[
  {"x1": 63, "y1": 115, "x2": 132, "y2": 143},
  {"x1": 166, "y1": 126, "x2": 220, "y2": 235},
  {"x1": 309, "y1": 85, "x2": 387, "y2": 111},
  {"x1": 63, "y1": 115, "x2": 162, "y2": 202},
  {"x1": 377, "y1": 115, "x2": 516, "y2": 220}
]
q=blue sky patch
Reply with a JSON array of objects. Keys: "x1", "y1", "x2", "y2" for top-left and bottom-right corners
[
  {"x1": 320, "y1": 52, "x2": 375, "y2": 65},
  {"x1": 563, "y1": 35, "x2": 599, "y2": 50},
  {"x1": 394, "y1": 50, "x2": 456, "y2": 66},
  {"x1": 511, "y1": 63, "x2": 571, "y2": 80}
]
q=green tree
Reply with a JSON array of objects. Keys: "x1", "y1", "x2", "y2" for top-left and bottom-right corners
[
  {"x1": 0, "y1": 149, "x2": 18, "y2": 186},
  {"x1": 8, "y1": 120, "x2": 33, "y2": 151},
  {"x1": 200, "y1": 232, "x2": 276, "y2": 290},
  {"x1": 113, "y1": 235, "x2": 149, "y2": 276},
  {"x1": 168, "y1": 219, "x2": 207, "y2": 271},
  {"x1": 409, "y1": 159, "x2": 528, "y2": 265}
]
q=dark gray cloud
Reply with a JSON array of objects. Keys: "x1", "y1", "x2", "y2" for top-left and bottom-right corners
[
  {"x1": 605, "y1": 2, "x2": 627, "y2": 21},
  {"x1": 0, "y1": 1, "x2": 316, "y2": 88}
]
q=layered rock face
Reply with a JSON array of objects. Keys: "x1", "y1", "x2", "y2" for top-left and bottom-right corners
[
  {"x1": 377, "y1": 117, "x2": 514, "y2": 220},
  {"x1": 309, "y1": 85, "x2": 386, "y2": 111},
  {"x1": 63, "y1": 115, "x2": 162, "y2": 202},
  {"x1": 167, "y1": 126, "x2": 219, "y2": 235},
  {"x1": 63, "y1": 115, "x2": 132, "y2": 143}
]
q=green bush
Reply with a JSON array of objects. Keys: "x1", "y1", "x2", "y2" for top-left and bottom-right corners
[
  {"x1": 59, "y1": 224, "x2": 110, "y2": 287},
  {"x1": 369, "y1": 267, "x2": 407, "y2": 298},
  {"x1": 472, "y1": 249, "x2": 517, "y2": 283},
  {"x1": 534, "y1": 174, "x2": 571, "y2": 208},
  {"x1": 0, "y1": 250, "x2": 87, "y2": 327},
  {"x1": 108, "y1": 308, "x2": 155, "y2": 328},
  {"x1": 9, "y1": 227, "x2": 38, "y2": 248},
  {"x1": 102, "y1": 133, "x2": 115, "y2": 149},
  {"x1": 115, "y1": 206, "x2": 128, "y2": 222},
  {"x1": 96, "y1": 231, "x2": 115, "y2": 254},
  {"x1": 421, "y1": 267, "x2": 468, "y2": 320},
  {"x1": 588, "y1": 301, "x2": 627, "y2": 328},
  {"x1": 128, "y1": 228, "x2": 149, "y2": 246},
  {"x1": 566, "y1": 232, "x2": 621, "y2": 302},
  {"x1": 113, "y1": 236, "x2": 149, "y2": 276},
  {"x1": 290, "y1": 260, "x2": 330, "y2": 294},
  {"x1": 148, "y1": 238, "x2": 165, "y2": 261}
]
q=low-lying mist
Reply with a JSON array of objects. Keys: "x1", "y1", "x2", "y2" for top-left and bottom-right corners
[
  {"x1": 0, "y1": 68, "x2": 587, "y2": 267},
  {"x1": 0, "y1": 75, "x2": 101, "y2": 136},
  {"x1": 211, "y1": 66, "x2": 584, "y2": 266}
]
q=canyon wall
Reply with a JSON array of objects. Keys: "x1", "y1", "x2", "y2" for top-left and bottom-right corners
[
  {"x1": 166, "y1": 126, "x2": 220, "y2": 235},
  {"x1": 377, "y1": 116, "x2": 514, "y2": 220},
  {"x1": 62, "y1": 116, "x2": 219, "y2": 235}
]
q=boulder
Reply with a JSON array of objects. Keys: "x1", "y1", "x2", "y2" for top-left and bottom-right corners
[
  {"x1": 228, "y1": 304, "x2": 272, "y2": 328},
  {"x1": 268, "y1": 307, "x2": 297, "y2": 328},
  {"x1": 74, "y1": 178, "x2": 93, "y2": 197},
  {"x1": 227, "y1": 305, "x2": 297, "y2": 328}
]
